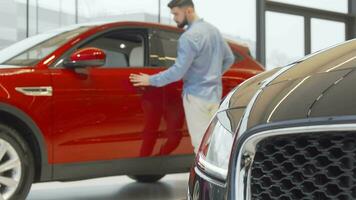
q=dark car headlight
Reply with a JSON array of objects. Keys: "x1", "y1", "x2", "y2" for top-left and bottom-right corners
[
  {"x1": 197, "y1": 107, "x2": 245, "y2": 181},
  {"x1": 195, "y1": 75, "x2": 258, "y2": 181}
]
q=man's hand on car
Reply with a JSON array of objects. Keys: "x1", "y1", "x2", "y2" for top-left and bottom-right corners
[{"x1": 129, "y1": 73, "x2": 151, "y2": 86}]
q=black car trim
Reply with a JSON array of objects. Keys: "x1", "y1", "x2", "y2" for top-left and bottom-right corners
[
  {"x1": 52, "y1": 154, "x2": 194, "y2": 181},
  {"x1": 228, "y1": 116, "x2": 356, "y2": 200}
]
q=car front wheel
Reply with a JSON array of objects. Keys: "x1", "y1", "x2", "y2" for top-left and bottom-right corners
[{"x1": 0, "y1": 124, "x2": 34, "y2": 200}]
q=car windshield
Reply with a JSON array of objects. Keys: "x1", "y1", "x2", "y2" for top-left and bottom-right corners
[{"x1": 0, "y1": 26, "x2": 91, "y2": 67}]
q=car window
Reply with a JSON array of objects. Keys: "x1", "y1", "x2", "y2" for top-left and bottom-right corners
[
  {"x1": 1, "y1": 27, "x2": 90, "y2": 66},
  {"x1": 150, "y1": 29, "x2": 180, "y2": 67},
  {"x1": 79, "y1": 31, "x2": 145, "y2": 68}
]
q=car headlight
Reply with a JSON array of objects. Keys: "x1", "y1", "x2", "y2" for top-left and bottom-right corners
[{"x1": 197, "y1": 107, "x2": 245, "y2": 181}]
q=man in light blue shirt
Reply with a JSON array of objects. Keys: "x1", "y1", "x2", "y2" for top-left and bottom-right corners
[{"x1": 130, "y1": 0, "x2": 234, "y2": 153}]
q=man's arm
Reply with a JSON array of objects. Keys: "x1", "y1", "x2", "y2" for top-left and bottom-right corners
[{"x1": 221, "y1": 41, "x2": 235, "y2": 73}]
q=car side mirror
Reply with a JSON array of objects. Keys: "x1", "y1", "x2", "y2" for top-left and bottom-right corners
[{"x1": 63, "y1": 47, "x2": 106, "y2": 68}]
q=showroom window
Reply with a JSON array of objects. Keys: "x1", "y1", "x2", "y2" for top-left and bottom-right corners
[
  {"x1": 160, "y1": 0, "x2": 257, "y2": 58},
  {"x1": 258, "y1": 0, "x2": 352, "y2": 68},
  {"x1": 268, "y1": 0, "x2": 348, "y2": 13},
  {"x1": 311, "y1": 18, "x2": 346, "y2": 53},
  {"x1": 266, "y1": 11, "x2": 305, "y2": 69},
  {"x1": 160, "y1": 0, "x2": 175, "y2": 25},
  {"x1": 0, "y1": 0, "x2": 27, "y2": 49},
  {"x1": 28, "y1": 0, "x2": 76, "y2": 36},
  {"x1": 77, "y1": 0, "x2": 159, "y2": 23},
  {"x1": 0, "y1": 0, "x2": 355, "y2": 70}
]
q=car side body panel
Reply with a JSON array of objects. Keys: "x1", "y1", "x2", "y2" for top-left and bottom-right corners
[{"x1": 0, "y1": 22, "x2": 264, "y2": 183}]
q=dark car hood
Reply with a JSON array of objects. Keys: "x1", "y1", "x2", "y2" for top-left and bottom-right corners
[{"x1": 226, "y1": 39, "x2": 356, "y2": 131}]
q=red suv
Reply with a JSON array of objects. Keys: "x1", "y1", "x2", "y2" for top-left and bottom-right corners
[{"x1": 0, "y1": 21, "x2": 263, "y2": 199}]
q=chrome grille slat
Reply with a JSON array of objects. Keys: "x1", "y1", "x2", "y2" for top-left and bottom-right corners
[{"x1": 250, "y1": 132, "x2": 356, "y2": 200}]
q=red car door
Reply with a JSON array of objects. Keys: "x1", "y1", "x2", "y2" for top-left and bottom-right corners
[
  {"x1": 51, "y1": 28, "x2": 167, "y2": 164},
  {"x1": 149, "y1": 28, "x2": 194, "y2": 156}
]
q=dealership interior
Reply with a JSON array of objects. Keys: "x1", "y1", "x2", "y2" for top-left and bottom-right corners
[{"x1": 0, "y1": 0, "x2": 356, "y2": 199}]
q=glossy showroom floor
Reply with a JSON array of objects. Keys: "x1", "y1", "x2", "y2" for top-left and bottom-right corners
[{"x1": 27, "y1": 173, "x2": 189, "y2": 200}]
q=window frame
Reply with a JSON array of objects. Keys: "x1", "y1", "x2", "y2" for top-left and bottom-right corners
[
  {"x1": 51, "y1": 27, "x2": 150, "y2": 69},
  {"x1": 148, "y1": 27, "x2": 181, "y2": 68},
  {"x1": 257, "y1": 0, "x2": 354, "y2": 66}
]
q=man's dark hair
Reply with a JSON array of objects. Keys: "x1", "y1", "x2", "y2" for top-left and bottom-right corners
[{"x1": 168, "y1": 0, "x2": 195, "y2": 9}]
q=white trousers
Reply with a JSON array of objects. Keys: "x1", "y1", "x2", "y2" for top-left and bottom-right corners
[{"x1": 183, "y1": 94, "x2": 219, "y2": 154}]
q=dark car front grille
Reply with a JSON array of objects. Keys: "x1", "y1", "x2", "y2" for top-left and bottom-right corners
[{"x1": 250, "y1": 132, "x2": 356, "y2": 200}]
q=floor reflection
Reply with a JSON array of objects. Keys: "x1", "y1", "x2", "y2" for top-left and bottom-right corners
[{"x1": 27, "y1": 173, "x2": 189, "y2": 200}]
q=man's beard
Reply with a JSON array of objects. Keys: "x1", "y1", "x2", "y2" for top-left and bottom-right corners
[{"x1": 177, "y1": 17, "x2": 188, "y2": 29}]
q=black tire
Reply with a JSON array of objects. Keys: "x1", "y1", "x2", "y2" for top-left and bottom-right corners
[
  {"x1": 0, "y1": 124, "x2": 34, "y2": 200},
  {"x1": 128, "y1": 174, "x2": 165, "y2": 183}
]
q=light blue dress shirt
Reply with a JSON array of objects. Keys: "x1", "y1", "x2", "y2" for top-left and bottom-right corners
[{"x1": 149, "y1": 19, "x2": 235, "y2": 103}]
